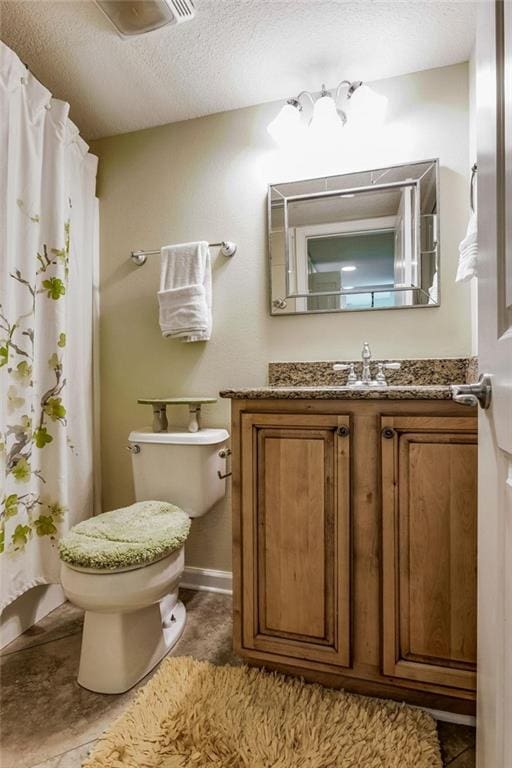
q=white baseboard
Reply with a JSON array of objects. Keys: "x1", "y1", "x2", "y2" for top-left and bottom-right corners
[
  {"x1": 0, "y1": 584, "x2": 66, "y2": 650},
  {"x1": 181, "y1": 566, "x2": 232, "y2": 595},
  {"x1": 421, "y1": 707, "x2": 476, "y2": 727}
]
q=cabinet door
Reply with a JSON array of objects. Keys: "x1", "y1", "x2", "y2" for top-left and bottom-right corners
[
  {"x1": 381, "y1": 416, "x2": 477, "y2": 691},
  {"x1": 240, "y1": 412, "x2": 351, "y2": 668}
]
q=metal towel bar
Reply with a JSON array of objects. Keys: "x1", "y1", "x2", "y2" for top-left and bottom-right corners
[{"x1": 130, "y1": 241, "x2": 237, "y2": 266}]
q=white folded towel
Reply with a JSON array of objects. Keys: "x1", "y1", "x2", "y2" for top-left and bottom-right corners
[
  {"x1": 158, "y1": 241, "x2": 212, "y2": 342},
  {"x1": 456, "y1": 211, "x2": 478, "y2": 282}
]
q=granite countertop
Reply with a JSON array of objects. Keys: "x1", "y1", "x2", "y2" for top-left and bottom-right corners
[
  {"x1": 219, "y1": 357, "x2": 478, "y2": 401},
  {"x1": 219, "y1": 385, "x2": 454, "y2": 400}
]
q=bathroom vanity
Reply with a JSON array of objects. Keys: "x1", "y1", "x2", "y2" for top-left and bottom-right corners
[{"x1": 221, "y1": 358, "x2": 478, "y2": 715}]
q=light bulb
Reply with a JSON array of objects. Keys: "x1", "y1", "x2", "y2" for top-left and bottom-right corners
[
  {"x1": 267, "y1": 102, "x2": 305, "y2": 147},
  {"x1": 309, "y1": 95, "x2": 344, "y2": 142},
  {"x1": 347, "y1": 84, "x2": 387, "y2": 126}
]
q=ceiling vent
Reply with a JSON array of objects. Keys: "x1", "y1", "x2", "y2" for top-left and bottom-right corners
[
  {"x1": 167, "y1": 0, "x2": 195, "y2": 23},
  {"x1": 96, "y1": 0, "x2": 195, "y2": 38}
]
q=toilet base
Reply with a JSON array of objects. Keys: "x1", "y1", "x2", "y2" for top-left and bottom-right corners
[{"x1": 77, "y1": 597, "x2": 186, "y2": 694}]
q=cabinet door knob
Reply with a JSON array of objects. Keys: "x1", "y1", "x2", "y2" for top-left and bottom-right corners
[
  {"x1": 337, "y1": 425, "x2": 350, "y2": 437},
  {"x1": 382, "y1": 427, "x2": 396, "y2": 439}
]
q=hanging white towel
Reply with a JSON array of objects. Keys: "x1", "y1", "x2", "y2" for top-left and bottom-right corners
[
  {"x1": 428, "y1": 270, "x2": 439, "y2": 304},
  {"x1": 456, "y1": 211, "x2": 478, "y2": 282},
  {"x1": 158, "y1": 241, "x2": 212, "y2": 342}
]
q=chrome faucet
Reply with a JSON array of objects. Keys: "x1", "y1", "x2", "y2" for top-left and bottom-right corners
[
  {"x1": 361, "y1": 342, "x2": 372, "y2": 385},
  {"x1": 333, "y1": 342, "x2": 401, "y2": 387}
]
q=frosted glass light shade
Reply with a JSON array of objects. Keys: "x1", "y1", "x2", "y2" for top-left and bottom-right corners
[
  {"x1": 309, "y1": 95, "x2": 344, "y2": 141},
  {"x1": 347, "y1": 84, "x2": 388, "y2": 125},
  {"x1": 267, "y1": 103, "x2": 304, "y2": 146}
]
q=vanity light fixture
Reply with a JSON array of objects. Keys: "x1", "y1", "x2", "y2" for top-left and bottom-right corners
[
  {"x1": 267, "y1": 79, "x2": 387, "y2": 146},
  {"x1": 341, "y1": 265, "x2": 357, "y2": 272},
  {"x1": 309, "y1": 85, "x2": 346, "y2": 141},
  {"x1": 267, "y1": 99, "x2": 305, "y2": 145}
]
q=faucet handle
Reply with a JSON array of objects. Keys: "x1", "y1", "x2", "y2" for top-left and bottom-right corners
[
  {"x1": 375, "y1": 362, "x2": 389, "y2": 385},
  {"x1": 375, "y1": 361, "x2": 401, "y2": 386},
  {"x1": 333, "y1": 362, "x2": 357, "y2": 384}
]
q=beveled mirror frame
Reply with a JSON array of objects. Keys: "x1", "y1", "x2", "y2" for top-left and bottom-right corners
[{"x1": 268, "y1": 159, "x2": 440, "y2": 316}]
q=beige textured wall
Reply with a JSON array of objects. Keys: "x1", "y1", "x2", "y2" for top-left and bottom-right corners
[{"x1": 92, "y1": 63, "x2": 471, "y2": 573}]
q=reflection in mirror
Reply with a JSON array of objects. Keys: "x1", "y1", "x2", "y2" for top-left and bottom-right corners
[{"x1": 269, "y1": 160, "x2": 439, "y2": 315}]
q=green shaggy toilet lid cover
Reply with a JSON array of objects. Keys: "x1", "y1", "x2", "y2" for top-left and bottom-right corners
[{"x1": 59, "y1": 501, "x2": 191, "y2": 570}]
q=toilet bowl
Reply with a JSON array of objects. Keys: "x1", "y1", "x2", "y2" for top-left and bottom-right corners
[
  {"x1": 60, "y1": 426, "x2": 229, "y2": 694},
  {"x1": 61, "y1": 548, "x2": 185, "y2": 694}
]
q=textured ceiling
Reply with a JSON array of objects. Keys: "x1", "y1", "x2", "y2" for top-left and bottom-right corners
[{"x1": 0, "y1": 0, "x2": 477, "y2": 140}]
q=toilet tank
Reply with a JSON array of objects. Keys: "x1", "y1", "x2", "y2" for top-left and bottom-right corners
[{"x1": 128, "y1": 427, "x2": 229, "y2": 518}]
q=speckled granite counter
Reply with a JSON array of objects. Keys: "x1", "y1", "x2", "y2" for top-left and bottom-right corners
[
  {"x1": 220, "y1": 357, "x2": 478, "y2": 400},
  {"x1": 220, "y1": 385, "x2": 455, "y2": 400},
  {"x1": 268, "y1": 357, "x2": 478, "y2": 387}
]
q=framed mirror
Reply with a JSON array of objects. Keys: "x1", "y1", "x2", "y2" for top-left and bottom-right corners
[{"x1": 268, "y1": 159, "x2": 439, "y2": 315}]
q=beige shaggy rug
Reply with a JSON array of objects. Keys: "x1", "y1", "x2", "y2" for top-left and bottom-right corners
[{"x1": 83, "y1": 657, "x2": 442, "y2": 768}]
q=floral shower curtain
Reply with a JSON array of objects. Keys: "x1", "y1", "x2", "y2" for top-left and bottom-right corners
[{"x1": 0, "y1": 43, "x2": 98, "y2": 609}]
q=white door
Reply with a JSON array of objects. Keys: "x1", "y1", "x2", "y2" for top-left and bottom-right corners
[{"x1": 476, "y1": 2, "x2": 512, "y2": 765}]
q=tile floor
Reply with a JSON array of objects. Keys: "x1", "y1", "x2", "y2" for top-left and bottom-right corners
[{"x1": 0, "y1": 590, "x2": 475, "y2": 768}]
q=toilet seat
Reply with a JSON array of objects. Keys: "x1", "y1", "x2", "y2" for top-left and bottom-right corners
[
  {"x1": 62, "y1": 552, "x2": 172, "y2": 574},
  {"x1": 60, "y1": 546, "x2": 185, "y2": 613},
  {"x1": 59, "y1": 500, "x2": 190, "y2": 571}
]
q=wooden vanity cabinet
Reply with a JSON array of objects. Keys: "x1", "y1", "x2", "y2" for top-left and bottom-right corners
[
  {"x1": 238, "y1": 412, "x2": 351, "y2": 667},
  {"x1": 231, "y1": 399, "x2": 478, "y2": 714},
  {"x1": 381, "y1": 416, "x2": 477, "y2": 692}
]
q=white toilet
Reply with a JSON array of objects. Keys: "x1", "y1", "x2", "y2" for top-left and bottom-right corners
[{"x1": 60, "y1": 426, "x2": 229, "y2": 694}]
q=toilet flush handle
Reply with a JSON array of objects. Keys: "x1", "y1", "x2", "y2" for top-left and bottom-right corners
[
  {"x1": 218, "y1": 448, "x2": 232, "y2": 479},
  {"x1": 126, "y1": 444, "x2": 141, "y2": 454}
]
